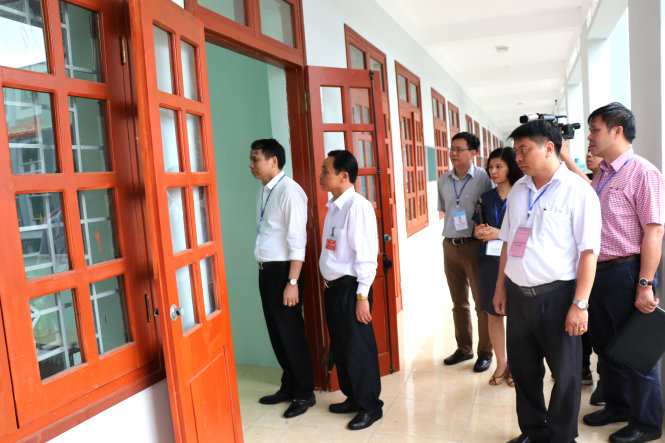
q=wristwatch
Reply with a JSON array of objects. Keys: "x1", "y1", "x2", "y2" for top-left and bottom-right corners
[
  {"x1": 356, "y1": 294, "x2": 368, "y2": 300},
  {"x1": 572, "y1": 298, "x2": 589, "y2": 310},
  {"x1": 639, "y1": 278, "x2": 654, "y2": 287},
  {"x1": 288, "y1": 278, "x2": 298, "y2": 286}
]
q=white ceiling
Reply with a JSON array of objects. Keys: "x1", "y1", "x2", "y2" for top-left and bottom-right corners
[{"x1": 375, "y1": 0, "x2": 591, "y2": 135}]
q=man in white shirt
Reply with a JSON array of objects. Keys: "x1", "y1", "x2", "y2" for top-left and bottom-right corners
[
  {"x1": 319, "y1": 150, "x2": 382, "y2": 431},
  {"x1": 493, "y1": 121, "x2": 601, "y2": 443},
  {"x1": 250, "y1": 139, "x2": 314, "y2": 418}
]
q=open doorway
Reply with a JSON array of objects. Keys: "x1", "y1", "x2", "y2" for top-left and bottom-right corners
[{"x1": 205, "y1": 44, "x2": 292, "y2": 369}]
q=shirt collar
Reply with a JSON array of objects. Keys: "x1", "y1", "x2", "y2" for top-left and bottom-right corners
[
  {"x1": 523, "y1": 161, "x2": 565, "y2": 191},
  {"x1": 327, "y1": 186, "x2": 355, "y2": 209},
  {"x1": 452, "y1": 164, "x2": 476, "y2": 180},
  {"x1": 264, "y1": 171, "x2": 285, "y2": 190},
  {"x1": 600, "y1": 147, "x2": 634, "y2": 173}
]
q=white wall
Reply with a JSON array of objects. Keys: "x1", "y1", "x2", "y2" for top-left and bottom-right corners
[
  {"x1": 50, "y1": 380, "x2": 174, "y2": 443},
  {"x1": 302, "y1": 0, "x2": 503, "y2": 310}
]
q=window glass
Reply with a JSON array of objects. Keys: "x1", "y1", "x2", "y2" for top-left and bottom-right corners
[
  {"x1": 323, "y1": 132, "x2": 345, "y2": 151},
  {"x1": 160, "y1": 108, "x2": 181, "y2": 172},
  {"x1": 352, "y1": 132, "x2": 374, "y2": 167},
  {"x1": 16, "y1": 192, "x2": 71, "y2": 279},
  {"x1": 200, "y1": 257, "x2": 217, "y2": 316},
  {"x1": 349, "y1": 44, "x2": 365, "y2": 69},
  {"x1": 260, "y1": 0, "x2": 294, "y2": 47},
  {"x1": 198, "y1": 0, "x2": 246, "y2": 25},
  {"x1": 167, "y1": 188, "x2": 188, "y2": 253},
  {"x1": 60, "y1": 1, "x2": 103, "y2": 82},
  {"x1": 175, "y1": 265, "x2": 196, "y2": 332},
  {"x1": 89, "y1": 276, "x2": 131, "y2": 354},
  {"x1": 0, "y1": 0, "x2": 48, "y2": 73},
  {"x1": 397, "y1": 75, "x2": 407, "y2": 102},
  {"x1": 369, "y1": 58, "x2": 384, "y2": 92},
  {"x1": 69, "y1": 96, "x2": 109, "y2": 172},
  {"x1": 31, "y1": 289, "x2": 82, "y2": 379},
  {"x1": 78, "y1": 189, "x2": 119, "y2": 265},
  {"x1": 320, "y1": 87, "x2": 343, "y2": 124},
  {"x1": 192, "y1": 187, "x2": 209, "y2": 245},
  {"x1": 4, "y1": 87, "x2": 57, "y2": 174},
  {"x1": 409, "y1": 82, "x2": 419, "y2": 107},
  {"x1": 180, "y1": 40, "x2": 198, "y2": 101},
  {"x1": 153, "y1": 26, "x2": 173, "y2": 94},
  {"x1": 186, "y1": 114, "x2": 204, "y2": 172}
]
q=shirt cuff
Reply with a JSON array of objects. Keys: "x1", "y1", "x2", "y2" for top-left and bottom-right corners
[
  {"x1": 357, "y1": 282, "x2": 370, "y2": 298},
  {"x1": 288, "y1": 249, "x2": 306, "y2": 262}
]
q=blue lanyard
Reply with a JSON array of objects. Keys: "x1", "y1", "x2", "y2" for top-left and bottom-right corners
[
  {"x1": 494, "y1": 199, "x2": 507, "y2": 225},
  {"x1": 595, "y1": 154, "x2": 633, "y2": 195},
  {"x1": 260, "y1": 174, "x2": 286, "y2": 220},
  {"x1": 453, "y1": 166, "x2": 474, "y2": 205},
  {"x1": 527, "y1": 184, "x2": 550, "y2": 219}
]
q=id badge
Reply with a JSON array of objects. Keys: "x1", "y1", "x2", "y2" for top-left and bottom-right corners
[
  {"x1": 325, "y1": 238, "x2": 337, "y2": 251},
  {"x1": 454, "y1": 210, "x2": 468, "y2": 231},
  {"x1": 509, "y1": 226, "x2": 532, "y2": 258},
  {"x1": 486, "y1": 239, "x2": 503, "y2": 256}
]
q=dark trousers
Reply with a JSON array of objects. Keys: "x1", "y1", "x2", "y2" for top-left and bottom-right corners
[
  {"x1": 582, "y1": 332, "x2": 592, "y2": 370},
  {"x1": 589, "y1": 260, "x2": 664, "y2": 433},
  {"x1": 506, "y1": 279, "x2": 581, "y2": 443},
  {"x1": 258, "y1": 263, "x2": 314, "y2": 399},
  {"x1": 324, "y1": 283, "x2": 382, "y2": 412}
]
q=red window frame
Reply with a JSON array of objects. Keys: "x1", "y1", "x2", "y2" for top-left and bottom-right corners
[
  {"x1": 431, "y1": 89, "x2": 449, "y2": 219},
  {"x1": 448, "y1": 101, "x2": 460, "y2": 138},
  {"x1": 395, "y1": 62, "x2": 428, "y2": 236}
]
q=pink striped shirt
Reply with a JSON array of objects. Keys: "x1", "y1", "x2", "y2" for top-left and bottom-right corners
[{"x1": 590, "y1": 148, "x2": 665, "y2": 262}]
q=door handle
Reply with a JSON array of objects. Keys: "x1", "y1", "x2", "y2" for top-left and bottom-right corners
[
  {"x1": 383, "y1": 234, "x2": 392, "y2": 243},
  {"x1": 170, "y1": 304, "x2": 182, "y2": 321}
]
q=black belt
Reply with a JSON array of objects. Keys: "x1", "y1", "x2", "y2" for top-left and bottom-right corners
[
  {"x1": 510, "y1": 279, "x2": 574, "y2": 297},
  {"x1": 324, "y1": 275, "x2": 357, "y2": 289},
  {"x1": 597, "y1": 254, "x2": 640, "y2": 271},
  {"x1": 258, "y1": 261, "x2": 289, "y2": 270},
  {"x1": 446, "y1": 237, "x2": 477, "y2": 246}
]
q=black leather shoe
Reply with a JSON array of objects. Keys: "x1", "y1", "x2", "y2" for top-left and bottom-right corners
[
  {"x1": 610, "y1": 425, "x2": 662, "y2": 443},
  {"x1": 583, "y1": 408, "x2": 629, "y2": 427},
  {"x1": 283, "y1": 393, "x2": 315, "y2": 418},
  {"x1": 347, "y1": 409, "x2": 383, "y2": 430},
  {"x1": 473, "y1": 355, "x2": 492, "y2": 373},
  {"x1": 329, "y1": 398, "x2": 358, "y2": 414},
  {"x1": 443, "y1": 349, "x2": 474, "y2": 365},
  {"x1": 507, "y1": 434, "x2": 534, "y2": 443},
  {"x1": 590, "y1": 383, "x2": 605, "y2": 406},
  {"x1": 259, "y1": 391, "x2": 291, "y2": 405}
]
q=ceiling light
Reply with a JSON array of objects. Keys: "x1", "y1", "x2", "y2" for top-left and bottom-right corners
[{"x1": 495, "y1": 45, "x2": 509, "y2": 53}]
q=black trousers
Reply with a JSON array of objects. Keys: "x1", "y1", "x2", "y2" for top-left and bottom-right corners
[
  {"x1": 589, "y1": 260, "x2": 663, "y2": 433},
  {"x1": 506, "y1": 279, "x2": 581, "y2": 443},
  {"x1": 258, "y1": 262, "x2": 314, "y2": 399},
  {"x1": 324, "y1": 283, "x2": 382, "y2": 412}
]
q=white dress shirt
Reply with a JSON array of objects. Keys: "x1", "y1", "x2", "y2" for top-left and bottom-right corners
[
  {"x1": 499, "y1": 163, "x2": 601, "y2": 287},
  {"x1": 254, "y1": 171, "x2": 307, "y2": 262},
  {"x1": 319, "y1": 187, "x2": 378, "y2": 297}
]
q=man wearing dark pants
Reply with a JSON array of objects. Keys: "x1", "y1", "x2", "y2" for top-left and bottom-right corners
[
  {"x1": 319, "y1": 150, "x2": 383, "y2": 431},
  {"x1": 582, "y1": 103, "x2": 664, "y2": 443},
  {"x1": 250, "y1": 138, "x2": 314, "y2": 418},
  {"x1": 494, "y1": 120, "x2": 600, "y2": 443},
  {"x1": 437, "y1": 132, "x2": 493, "y2": 372}
]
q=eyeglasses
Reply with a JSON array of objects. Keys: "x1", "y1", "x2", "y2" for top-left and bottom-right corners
[{"x1": 449, "y1": 148, "x2": 472, "y2": 153}]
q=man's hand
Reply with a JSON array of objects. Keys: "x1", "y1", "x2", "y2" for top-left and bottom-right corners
[
  {"x1": 283, "y1": 284, "x2": 299, "y2": 307},
  {"x1": 493, "y1": 285, "x2": 507, "y2": 315},
  {"x1": 635, "y1": 285, "x2": 659, "y2": 313},
  {"x1": 356, "y1": 299, "x2": 371, "y2": 324},
  {"x1": 565, "y1": 305, "x2": 588, "y2": 336}
]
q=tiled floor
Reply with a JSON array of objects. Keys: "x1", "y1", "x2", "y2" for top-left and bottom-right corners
[{"x1": 237, "y1": 272, "x2": 664, "y2": 442}]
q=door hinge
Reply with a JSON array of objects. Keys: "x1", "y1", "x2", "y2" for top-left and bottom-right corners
[
  {"x1": 303, "y1": 91, "x2": 310, "y2": 113},
  {"x1": 120, "y1": 37, "x2": 127, "y2": 65},
  {"x1": 144, "y1": 293, "x2": 153, "y2": 322}
]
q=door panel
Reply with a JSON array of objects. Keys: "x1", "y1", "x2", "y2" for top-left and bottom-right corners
[
  {"x1": 307, "y1": 66, "x2": 400, "y2": 387},
  {"x1": 127, "y1": 0, "x2": 241, "y2": 441}
]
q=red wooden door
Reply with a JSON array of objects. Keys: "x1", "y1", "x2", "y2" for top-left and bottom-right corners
[
  {"x1": 306, "y1": 66, "x2": 400, "y2": 388},
  {"x1": 128, "y1": 0, "x2": 241, "y2": 441}
]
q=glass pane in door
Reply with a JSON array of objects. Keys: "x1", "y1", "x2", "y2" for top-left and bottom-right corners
[
  {"x1": 4, "y1": 87, "x2": 57, "y2": 174},
  {"x1": 0, "y1": 0, "x2": 48, "y2": 73},
  {"x1": 69, "y1": 96, "x2": 109, "y2": 172},
  {"x1": 89, "y1": 276, "x2": 131, "y2": 354},
  {"x1": 160, "y1": 107, "x2": 181, "y2": 172},
  {"x1": 198, "y1": 0, "x2": 246, "y2": 25},
  {"x1": 16, "y1": 192, "x2": 70, "y2": 279},
  {"x1": 192, "y1": 187, "x2": 209, "y2": 245},
  {"x1": 200, "y1": 256, "x2": 217, "y2": 316},
  {"x1": 320, "y1": 87, "x2": 343, "y2": 124},
  {"x1": 31, "y1": 289, "x2": 82, "y2": 379},
  {"x1": 60, "y1": 1, "x2": 103, "y2": 82},
  {"x1": 153, "y1": 26, "x2": 174, "y2": 94},
  {"x1": 323, "y1": 132, "x2": 345, "y2": 151},
  {"x1": 180, "y1": 40, "x2": 198, "y2": 101},
  {"x1": 167, "y1": 188, "x2": 188, "y2": 253},
  {"x1": 175, "y1": 265, "x2": 196, "y2": 332},
  {"x1": 369, "y1": 58, "x2": 384, "y2": 92},
  {"x1": 349, "y1": 44, "x2": 365, "y2": 69},
  {"x1": 78, "y1": 189, "x2": 119, "y2": 265},
  {"x1": 260, "y1": 0, "x2": 294, "y2": 47},
  {"x1": 186, "y1": 113, "x2": 204, "y2": 172},
  {"x1": 352, "y1": 132, "x2": 374, "y2": 167}
]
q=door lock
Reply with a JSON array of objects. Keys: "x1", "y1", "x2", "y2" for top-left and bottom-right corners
[
  {"x1": 170, "y1": 304, "x2": 182, "y2": 321},
  {"x1": 383, "y1": 234, "x2": 392, "y2": 243}
]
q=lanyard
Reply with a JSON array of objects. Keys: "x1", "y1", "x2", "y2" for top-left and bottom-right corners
[
  {"x1": 595, "y1": 154, "x2": 633, "y2": 195},
  {"x1": 260, "y1": 174, "x2": 286, "y2": 221},
  {"x1": 452, "y1": 166, "x2": 474, "y2": 205},
  {"x1": 494, "y1": 199, "x2": 507, "y2": 225},
  {"x1": 527, "y1": 184, "x2": 550, "y2": 219}
]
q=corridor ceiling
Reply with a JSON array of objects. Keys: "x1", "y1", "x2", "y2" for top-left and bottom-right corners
[{"x1": 375, "y1": 0, "x2": 592, "y2": 136}]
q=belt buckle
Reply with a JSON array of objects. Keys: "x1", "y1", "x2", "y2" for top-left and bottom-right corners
[
  {"x1": 324, "y1": 280, "x2": 329, "y2": 288},
  {"x1": 523, "y1": 287, "x2": 537, "y2": 297},
  {"x1": 451, "y1": 238, "x2": 462, "y2": 246},
  {"x1": 258, "y1": 262, "x2": 264, "y2": 270}
]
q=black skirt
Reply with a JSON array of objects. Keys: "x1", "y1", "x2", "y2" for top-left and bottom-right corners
[{"x1": 477, "y1": 246, "x2": 503, "y2": 316}]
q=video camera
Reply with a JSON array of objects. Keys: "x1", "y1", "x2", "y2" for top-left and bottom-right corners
[{"x1": 519, "y1": 113, "x2": 581, "y2": 140}]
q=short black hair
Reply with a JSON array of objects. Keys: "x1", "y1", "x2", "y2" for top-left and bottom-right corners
[
  {"x1": 509, "y1": 120, "x2": 562, "y2": 155},
  {"x1": 327, "y1": 150, "x2": 358, "y2": 183},
  {"x1": 588, "y1": 102, "x2": 636, "y2": 143},
  {"x1": 486, "y1": 147, "x2": 523, "y2": 185},
  {"x1": 451, "y1": 132, "x2": 480, "y2": 151},
  {"x1": 250, "y1": 138, "x2": 286, "y2": 169}
]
